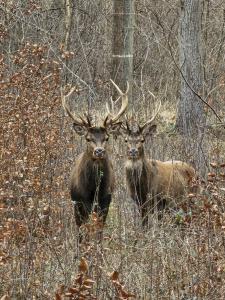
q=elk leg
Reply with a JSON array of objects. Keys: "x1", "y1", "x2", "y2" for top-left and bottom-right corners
[
  {"x1": 96, "y1": 193, "x2": 112, "y2": 224},
  {"x1": 133, "y1": 195, "x2": 149, "y2": 227},
  {"x1": 130, "y1": 195, "x2": 149, "y2": 227},
  {"x1": 157, "y1": 198, "x2": 167, "y2": 220},
  {"x1": 73, "y1": 199, "x2": 93, "y2": 227},
  {"x1": 141, "y1": 206, "x2": 149, "y2": 227}
]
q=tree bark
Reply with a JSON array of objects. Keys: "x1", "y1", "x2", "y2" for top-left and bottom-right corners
[
  {"x1": 64, "y1": 0, "x2": 72, "y2": 51},
  {"x1": 176, "y1": 0, "x2": 207, "y2": 174},
  {"x1": 111, "y1": 0, "x2": 135, "y2": 101}
]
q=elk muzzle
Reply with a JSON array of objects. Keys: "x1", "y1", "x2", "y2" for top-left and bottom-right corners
[
  {"x1": 128, "y1": 148, "x2": 139, "y2": 159},
  {"x1": 93, "y1": 147, "x2": 106, "y2": 159}
]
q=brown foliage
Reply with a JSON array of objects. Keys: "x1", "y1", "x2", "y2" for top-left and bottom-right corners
[{"x1": 0, "y1": 41, "x2": 67, "y2": 298}]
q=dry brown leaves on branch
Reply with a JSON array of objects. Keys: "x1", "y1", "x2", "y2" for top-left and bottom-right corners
[
  {"x1": 109, "y1": 271, "x2": 136, "y2": 299},
  {"x1": 55, "y1": 257, "x2": 96, "y2": 300}
]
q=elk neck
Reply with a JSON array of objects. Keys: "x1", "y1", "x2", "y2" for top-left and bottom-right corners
[
  {"x1": 72, "y1": 150, "x2": 112, "y2": 196},
  {"x1": 125, "y1": 152, "x2": 157, "y2": 184},
  {"x1": 82, "y1": 147, "x2": 110, "y2": 170},
  {"x1": 125, "y1": 154, "x2": 147, "y2": 179}
]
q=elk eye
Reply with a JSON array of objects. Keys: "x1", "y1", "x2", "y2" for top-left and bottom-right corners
[{"x1": 105, "y1": 136, "x2": 109, "y2": 141}]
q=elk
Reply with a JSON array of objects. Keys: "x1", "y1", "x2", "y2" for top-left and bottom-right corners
[
  {"x1": 62, "y1": 80, "x2": 129, "y2": 229},
  {"x1": 122, "y1": 105, "x2": 195, "y2": 226}
]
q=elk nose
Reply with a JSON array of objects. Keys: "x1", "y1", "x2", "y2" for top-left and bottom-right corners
[
  {"x1": 129, "y1": 148, "x2": 138, "y2": 157},
  {"x1": 94, "y1": 147, "x2": 105, "y2": 158}
]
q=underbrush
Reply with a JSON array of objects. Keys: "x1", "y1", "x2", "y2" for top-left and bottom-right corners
[
  {"x1": 1, "y1": 42, "x2": 225, "y2": 300},
  {"x1": 1, "y1": 170, "x2": 225, "y2": 299}
]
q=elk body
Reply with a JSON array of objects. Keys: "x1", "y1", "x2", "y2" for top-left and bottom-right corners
[
  {"x1": 62, "y1": 80, "x2": 129, "y2": 228},
  {"x1": 123, "y1": 107, "x2": 195, "y2": 226}
]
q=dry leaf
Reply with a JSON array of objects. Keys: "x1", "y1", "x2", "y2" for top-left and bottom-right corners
[
  {"x1": 210, "y1": 162, "x2": 218, "y2": 168},
  {"x1": 208, "y1": 172, "x2": 216, "y2": 177},
  {"x1": 79, "y1": 257, "x2": 88, "y2": 273},
  {"x1": 121, "y1": 290, "x2": 136, "y2": 299},
  {"x1": 83, "y1": 278, "x2": 95, "y2": 286},
  {"x1": 68, "y1": 287, "x2": 79, "y2": 294},
  {"x1": 75, "y1": 274, "x2": 83, "y2": 285},
  {"x1": 64, "y1": 293, "x2": 73, "y2": 297},
  {"x1": 109, "y1": 270, "x2": 119, "y2": 281},
  {"x1": 120, "y1": 289, "x2": 136, "y2": 299},
  {"x1": 55, "y1": 293, "x2": 62, "y2": 300},
  {"x1": 188, "y1": 193, "x2": 196, "y2": 198}
]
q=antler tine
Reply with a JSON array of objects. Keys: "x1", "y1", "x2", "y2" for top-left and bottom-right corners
[
  {"x1": 105, "y1": 80, "x2": 129, "y2": 125},
  {"x1": 106, "y1": 96, "x2": 113, "y2": 116},
  {"x1": 110, "y1": 79, "x2": 129, "y2": 97},
  {"x1": 125, "y1": 118, "x2": 131, "y2": 132},
  {"x1": 61, "y1": 86, "x2": 88, "y2": 126},
  {"x1": 141, "y1": 100, "x2": 162, "y2": 130},
  {"x1": 83, "y1": 112, "x2": 92, "y2": 127},
  {"x1": 106, "y1": 95, "x2": 122, "y2": 115}
]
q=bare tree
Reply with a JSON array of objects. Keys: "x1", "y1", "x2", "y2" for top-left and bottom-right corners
[
  {"x1": 176, "y1": 0, "x2": 206, "y2": 173},
  {"x1": 64, "y1": 0, "x2": 72, "y2": 51},
  {"x1": 111, "y1": 0, "x2": 135, "y2": 101}
]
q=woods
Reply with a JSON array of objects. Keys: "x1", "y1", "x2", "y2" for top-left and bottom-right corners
[{"x1": 1, "y1": 1, "x2": 225, "y2": 299}]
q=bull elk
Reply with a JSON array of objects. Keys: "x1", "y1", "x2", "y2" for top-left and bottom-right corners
[
  {"x1": 122, "y1": 104, "x2": 195, "y2": 226},
  {"x1": 62, "y1": 80, "x2": 129, "y2": 229}
]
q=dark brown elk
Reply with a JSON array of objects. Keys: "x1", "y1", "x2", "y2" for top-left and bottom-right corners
[
  {"x1": 62, "y1": 80, "x2": 129, "y2": 229},
  {"x1": 122, "y1": 105, "x2": 195, "y2": 226}
]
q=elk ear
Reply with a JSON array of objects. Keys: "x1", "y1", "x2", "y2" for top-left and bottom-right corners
[
  {"x1": 142, "y1": 124, "x2": 157, "y2": 137},
  {"x1": 72, "y1": 123, "x2": 86, "y2": 136}
]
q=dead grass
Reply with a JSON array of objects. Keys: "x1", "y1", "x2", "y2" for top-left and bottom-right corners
[{"x1": 1, "y1": 146, "x2": 225, "y2": 299}]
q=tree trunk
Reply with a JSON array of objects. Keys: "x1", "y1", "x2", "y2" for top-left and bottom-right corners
[
  {"x1": 176, "y1": 0, "x2": 207, "y2": 174},
  {"x1": 111, "y1": 0, "x2": 135, "y2": 101},
  {"x1": 64, "y1": 0, "x2": 72, "y2": 51}
]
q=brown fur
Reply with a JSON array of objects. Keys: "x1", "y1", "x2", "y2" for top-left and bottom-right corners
[
  {"x1": 126, "y1": 157, "x2": 195, "y2": 225},
  {"x1": 123, "y1": 121, "x2": 196, "y2": 226},
  {"x1": 62, "y1": 81, "x2": 128, "y2": 228},
  {"x1": 70, "y1": 127, "x2": 115, "y2": 228}
]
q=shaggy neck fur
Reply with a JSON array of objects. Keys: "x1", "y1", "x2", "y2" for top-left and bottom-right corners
[
  {"x1": 125, "y1": 155, "x2": 159, "y2": 197},
  {"x1": 72, "y1": 151, "x2": 112, "y2": 196}
]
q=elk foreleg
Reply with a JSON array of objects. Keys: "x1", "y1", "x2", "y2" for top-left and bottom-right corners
[
  {"x1": 95, "y1": 193, "x2": 112, "y2": 224},
  {"x1": 73, "y1": 199, "x2": 93, "y2": 227},
  {"x1": 157, "y1": 197, "x2": 167, "y2": 220},
  {"x1": 141, "y1": 201, "x2": 149, "y2": 227},
  {"x1": 133, "y1": 193, "x2": 149, "y2": 227}
]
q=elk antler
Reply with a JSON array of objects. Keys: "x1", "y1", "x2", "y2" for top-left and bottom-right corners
[
  {"x1": 105, "y1": 95, "x2": 121, "y2": 118},
  {"x1": 141, "y1": 100, "x2": 161, "y2": 130},
  {"x1": 61, "y1": 87, "x2": 89, "y2": 127},
  {"x1": 104, "y1": 80, "x2": 129, "y2": 126},
  {"x1": 125, "y1": 118, "x2": 131, "y2": 133}
]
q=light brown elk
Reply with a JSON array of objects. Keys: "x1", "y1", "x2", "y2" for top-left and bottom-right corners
[
  {"x1": 62, "y1": 80, "x2": 129, "y2": 229},
  {"x1": 122, "y1": 105, "x2": 195, "y2": 226}
]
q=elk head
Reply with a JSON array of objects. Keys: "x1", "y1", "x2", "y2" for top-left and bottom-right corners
[
  {"x1": 122, "y1": 102, "x2": 161, "y2": 160},
  {"x1": 61, "y1": 80, "x2": 129, "y2": 160}
]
